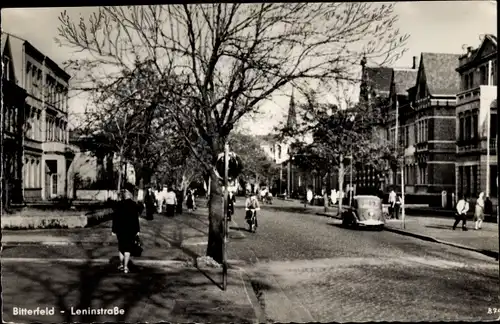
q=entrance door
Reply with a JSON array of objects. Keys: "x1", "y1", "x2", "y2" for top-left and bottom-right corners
[{"x1": 50, "y1": 173, "x2": 58, "y2": 198}]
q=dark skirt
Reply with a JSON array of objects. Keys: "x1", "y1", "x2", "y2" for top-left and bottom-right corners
[
  {"x1": 187, "y1": 199, "x2": 194, "y2": 210},
  {"x1": 166, "y1": 204, "x2": 175, "y2": 217},
  {"x1": 117, "y1": 233, "x2": 136, "y2": 253}
]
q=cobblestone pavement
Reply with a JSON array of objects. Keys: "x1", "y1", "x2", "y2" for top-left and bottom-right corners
[
  {"x1": 3, "y1": 200, "x2": 500, "y2": 322},
  {"x1": 226, "y1": 200, "x2": 500, "y2": 322}
]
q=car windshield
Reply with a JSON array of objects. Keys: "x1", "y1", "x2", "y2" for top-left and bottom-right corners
[{"x1": 356, "y1": 198, "x2": 380, "y2": 208}]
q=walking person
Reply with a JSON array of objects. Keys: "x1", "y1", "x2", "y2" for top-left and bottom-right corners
[
  {"x1": 144, "y1": 186, "x2": 157, "y2": 220},
  {"x1": 393, "y1": 194, "x2": 402, "y2": 220},
  {"x1": 388, "y1": 189, "x2": 396, "y2": 219},
  {"x1": 306, "y1": 187, "x2": 313, "y2": 205},
  {"x1": 155, "y1": 186, "x2": 165, "y2": 214},
  {"x1": 176, "y1": 187, "x2": 184, "y2": 215},
  {"x1": 227, "y1": 190, "x2": 236, "y2": 221},
  {"x1": 474, "y1": 192, "x2": 485, "y2": 230},
  {"x1": 186, "y1": 190, "x2": 195, "y2": 212},
  {"x1": 112, "y1": 190, "x2": 141, "y2": 274},
  {"x1": 330, "y1": 189, "x2": 337, "y2": 206},
  {"x1": 453, "y1": 195, "x2": 469, "y2": 231},
  {"x1": 165, "y1": 186, "x2": 177, "y2": 217}
]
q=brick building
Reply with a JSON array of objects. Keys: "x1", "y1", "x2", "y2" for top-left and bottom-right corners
[
  {"x1": 455, "y1": 34, "x2": 497, "y2": 201},
  {"x1": 355, "y1": 58, "x2": 393, "y2": 195},
  {"x1": 1, "y1": 33, "x2": 73, "y2": 202},
  {"x1": 392, "y1": 52, "x2": 461, "y2": 206}
]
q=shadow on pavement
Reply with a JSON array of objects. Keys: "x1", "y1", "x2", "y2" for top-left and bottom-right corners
[
  {"x1": 259, "y1": 205, "x2": 319, "y2": 215},
  {"x1": 2, "y1": 210, "x2": 254, "y2": 323},
  {"x1": 230, "y1": 226, "x2": 250, "y2": 233},
  {"x1": 327, "y1": 223, "x2": 383, "y2": 232},
  {"x1": 425, "y1": 224, "x2": 453, "y2": 230}
]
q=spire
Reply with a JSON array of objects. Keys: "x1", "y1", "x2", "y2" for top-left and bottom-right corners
[{"x1": 286, "y1": 89, "x2": 297, "y2": 130}]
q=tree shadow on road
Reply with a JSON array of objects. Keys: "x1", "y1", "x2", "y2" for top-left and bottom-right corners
[
  {"x1": 2, "y1": 211, "x2": 252, "y2": 323},
  {"x1": 327, "y1": 223, "x2": 383, "y2": 232},
  {"x1": 259, "y1": 205, "x2": 320, "y2": 215}
]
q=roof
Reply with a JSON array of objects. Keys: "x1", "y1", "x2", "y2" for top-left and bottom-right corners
[
  {"x1": 1, "y1": 33, "x2": 7, "y2": 54},
  {"x1": 392, "y1": 69, "x2": 418, "y2": 95},
  {"x1": 420, "y1": 52, "x2": 461, "y2": 96},
  {"x1": 364, "y1": 67, "x2": 393, "y2": 94},
  {"x1": 3, "y1": 32, "x2": 71, "y2": 83}
]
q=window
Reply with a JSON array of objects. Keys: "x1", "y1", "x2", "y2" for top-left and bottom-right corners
[
  {"x1": 26, "y1": 63, "x2": 32, "y2": 93},
  {"x1": 493, "y1": 60, "x2": 498, "y2": 86},
  {"x1": 465, "y1": 166, "x2": 471, "y2": 196},
  {"x1": 472, "y1": 165, "x2": 478, "y2": 197},
  {"x1": 469, "y1": 72, "x2": 475, "y2": 89},
  {"x1": 459, "y1": 117, "x2": 464, "y2": 141},
  {"x1": 458, "y1": 166, "x2": 464, "y2": 195},
  {"x1": 480, "y1": 65, "x2": 487, "y2": 86},
  {"x1": 24, "y1": 158, "x2": 29, "y2": 188},
  {"x1": 491, "y1": 114, "x2": 497, "y2": 138},
  {"x1": 465, "y1": 115, "x2": 472, "y2": 141},
  {"x1": 2, "y1": 56, "x2": 10, "y2": 81},
  {"x1": 491, "y1": 165, "x2": 498, "y2": 197},
  {"x1": 463, "y1": 75, "x2": 469, "y2": 91}
]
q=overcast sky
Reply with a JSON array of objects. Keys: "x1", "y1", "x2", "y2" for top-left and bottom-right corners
[{"x1": 2, "y1": 1, "x2": 497, "y2": 134}]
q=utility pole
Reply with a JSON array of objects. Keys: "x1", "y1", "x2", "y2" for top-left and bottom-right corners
[
  {"x1": 349, "y1": 153, "x2": 353, "y2": 206},
  {"x1": 338, "y1": 154, "x2": 344, "y2": 216},
  {"x1": 395, "y1": 98, "x2": 405, "y2": 229},
  {"x1": 222, "y1": 143, "x2": 229, "y2": 291},
  {"x1": 486, "y1": 59, "x2": 493, "y2": 197},
  {"x1": 287, "y1": 159, "x2": 291, "y2": 198}
]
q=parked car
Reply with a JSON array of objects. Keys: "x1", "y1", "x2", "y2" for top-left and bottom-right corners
[{"x1": 341, "y1": 195, "x2": 385, "y2": 230}]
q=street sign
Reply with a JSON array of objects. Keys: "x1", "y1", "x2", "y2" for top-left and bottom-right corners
[{"x1": 215, "y1": 152, "x2": 242, "y2": 181}]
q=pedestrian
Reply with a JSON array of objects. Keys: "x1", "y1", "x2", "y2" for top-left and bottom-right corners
[
  {"x1": 165, "y1": 186, "x2": 177, "y2": 217},
  {"x1": 144, "y1": 186, "x2": 157, "y2": 220},
  {"x1": 453, "y1": 195, "x2": 469, "y2": 231},
  {"x1": 331, "y1": 189, "x2": 337, "y2": 206},
  {"x1": 474, "y1": 192, "x2": 485, "y2": 230},
  {"x1": 176, "y1": 187, "x2": 184, "y2": 215},
  {"x1": 306, "y1": 187, "x2": 313, "y2": 205},
  {"x1": 112, "y1": 190, "x2": 141, "y2": 274},
  {"x1": 393, "y1": 194, "x2": 402, "y2": 220},
  {"x1": 155, "y1": 185, "x2": 165, "y2": 214},
  {"x1": 227, "y1": 190, "x2": 236, "y2": 221},
  {"x1": 388, "y1": 189, "x2": 396, "y2": 219},
  {"x1": 186, "y1": 190, "x2": 195, "y2": 212}
]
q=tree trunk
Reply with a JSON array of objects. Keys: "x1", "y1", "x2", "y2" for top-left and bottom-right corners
[{"x1": 206, "y1": 166, "x2": 224, "y2": 264}]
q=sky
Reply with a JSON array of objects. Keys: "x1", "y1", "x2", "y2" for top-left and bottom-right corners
[{"x1": 1, "y1": 1, "x2": 497, "y2": 135}]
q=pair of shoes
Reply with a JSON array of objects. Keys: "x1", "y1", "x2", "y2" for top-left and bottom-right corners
[
  {"x1": 123, "y1": 267, "x2": 129, "y2": 274},
  {"x1": 118, "y1": 265, "x2": 124, "y2": 271},
  {"x1": 452, "y1": 227, "x2": 456, "y2": 230}
]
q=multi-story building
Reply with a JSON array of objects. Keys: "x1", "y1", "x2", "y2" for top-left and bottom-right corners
[
  {"x1": 391, "y1": 52, "x2": 461, "y2": 206},
  {"x1": 355, "y1": 58, "x2": 393, "y2": 195},
  {"x1": 1, "y1": 33, "x2": 27, "y2": 205},
  {"x1": 2, "y1": 33, "x2": 73, "y2": 202},
  {"x1": 386, "y1": 59, "x2": 418, "y2": 191},
  {"x1": 455, "y1": 34, "x2": 497, "y2": 201}
]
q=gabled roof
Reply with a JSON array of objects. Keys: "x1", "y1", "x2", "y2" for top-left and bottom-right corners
[
  {"x1": 470, "y1": 34, "x2": 497, "y2": 62},
  {"x1": 364, "y1": 66, "x2": 393, "y2": 94},
  {"x1": 458, "y1": 34, "x2": 498, "y2": 71},
  {"x1": 420, "y1": 52, "x2": 461, "y2": 96},
  {"x1": 392, "y1": 69, "x2": 418, "y2": 96}
]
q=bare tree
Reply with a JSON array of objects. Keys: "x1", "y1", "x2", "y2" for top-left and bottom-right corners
[{"x1": 57, "y1": 3, "x2": 408, "y2": 263}]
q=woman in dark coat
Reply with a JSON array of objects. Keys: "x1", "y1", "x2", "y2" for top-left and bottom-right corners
[
  {"x1": 144, "y1": 187, "x2": 156, "y2": 220},
  {"x1": 112, "y1": 190, "x2": 141, "y2": 273},
  {"x1": 186, "y1": 190, "x2": 194, "y2": 212}
]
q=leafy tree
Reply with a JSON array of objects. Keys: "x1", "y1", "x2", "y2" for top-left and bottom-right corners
[
  {"x1": 57, "y1": 3, "x2": 408, "y2": 263},
  {"x1": 228, "y1": 132, "x2": 278, "y2": 188}
]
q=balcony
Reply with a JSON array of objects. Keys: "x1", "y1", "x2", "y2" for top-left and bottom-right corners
[
  {"x1": 42, "y1": 141, "x2": 67, "y2": 153},
  {"x1": 457, "y1": 85, "x2": 497, "y2": 107},
  {"x1": 457, "y1": 138, "x2": 480, "y2": 153}
]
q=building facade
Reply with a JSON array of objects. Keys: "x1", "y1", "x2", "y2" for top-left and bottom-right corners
[
  {"x1": 455, "y1": 34, "x2": 498, "y2": 200},
  {"x1": 355, "y1": 58, "x2": 393, "y2": 195},
  {"x1": 2, "y1": 33, "x2": 73, "y2": 202},
  {"x1": 390, "y1": 52, "x2": 461, "y2": 206},
  {"x1": 2, "y1": 34, "x2": 27, "y2": 205}
]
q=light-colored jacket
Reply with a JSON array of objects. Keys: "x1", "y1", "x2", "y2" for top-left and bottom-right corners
[
  {"x1": 165, "y1": 191, "x2": 177, "y2": 205},
  {"x1": 456, "y1": 199, "x2": 469, "y2": 215}
]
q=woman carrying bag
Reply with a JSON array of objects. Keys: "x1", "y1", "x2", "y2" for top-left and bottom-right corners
[{"x1": 112, "y1": 190, "x2": 141, "y2": 273}]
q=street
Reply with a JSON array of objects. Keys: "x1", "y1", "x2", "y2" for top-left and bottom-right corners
[{"x1": 2, "y1": 200, "x2": 499, "y2": 322}]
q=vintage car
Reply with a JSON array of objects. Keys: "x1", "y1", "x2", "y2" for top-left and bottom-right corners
[{"x1": 341, "y1": 195, "x2": 385, "y2": 230}]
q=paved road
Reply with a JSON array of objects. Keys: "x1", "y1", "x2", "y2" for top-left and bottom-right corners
[
  {"x1": 226, "y1": 201, "x2": 500, "y2": 322},
  {"x1": 3, "y1": 201, "x2": 500, "y2": 322}
]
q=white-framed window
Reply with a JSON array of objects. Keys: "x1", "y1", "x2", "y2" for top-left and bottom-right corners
[{"x1": 50, "y1": 173, "x2": 58, "y2": 197}]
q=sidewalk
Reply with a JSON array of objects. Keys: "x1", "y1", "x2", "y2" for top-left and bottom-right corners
[
  {"x1": 2, "y1": 260, "x2": 257, "y2": 323},
  {"x1": 314, "y1": 208, "x2": 499, "y2": 259},
  {"x1": 1, "y1": 208, "x2": 260, "y2": 323}
]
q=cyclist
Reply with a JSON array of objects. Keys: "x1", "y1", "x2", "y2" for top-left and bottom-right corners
[{"x1": 245, "y1": 191, "x2": 261, "y2": 228}]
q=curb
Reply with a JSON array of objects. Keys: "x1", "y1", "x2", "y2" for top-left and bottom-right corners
[{"x1": 384, "y1": 226, "x2": 499, "y2": 259}]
